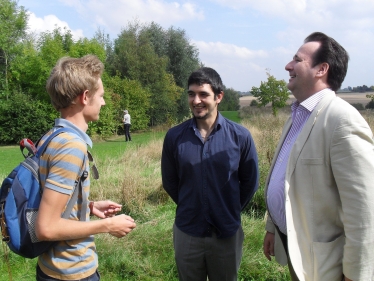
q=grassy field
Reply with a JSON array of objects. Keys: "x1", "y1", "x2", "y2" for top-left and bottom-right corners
[
  {"x1": 0, "y1": 110, "x2": 291, "y2": 280},
  {"x1": 3, "y1": 107, "x2": 374, "y2": 280}
]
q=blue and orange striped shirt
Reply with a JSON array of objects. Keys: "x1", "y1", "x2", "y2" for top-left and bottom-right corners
[{"x1": 37, "y1": 118, "x2": 97, "y2": 280}]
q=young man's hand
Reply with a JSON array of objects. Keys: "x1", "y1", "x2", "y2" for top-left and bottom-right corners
[
  {"x1": 90, "y1": 200, "x2": 122, "y2": 218},
  {"x1": 107, "y1": 214, "x2": 136, "y2": 238}
]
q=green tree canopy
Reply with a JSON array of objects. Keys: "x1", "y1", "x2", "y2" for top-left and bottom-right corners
[
  {"x1": 109, "y1": 21, "x2": 184, "y2": 126},
  {"x1": 141, "y1": 22, "x2": 200, "y2": 120},
  {"x1": 12, "y1": 27, "x2": 106, "y2": 101},
  {"x1": 0, "y1": 0, "x2": 28, "y2": 99},
  {"x1": 250, "y1": 70, "x2": 289, "y2": 116}
]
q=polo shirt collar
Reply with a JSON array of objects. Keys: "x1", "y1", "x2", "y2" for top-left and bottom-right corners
[{"x1": 54, "y1": 118, "x2": 93, "y2": 148}]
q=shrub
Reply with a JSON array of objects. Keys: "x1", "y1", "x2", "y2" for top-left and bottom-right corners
[
  {"x1": 0, "y1": 93, "x2": 58, "y2": 144},
  {"x1": 351, "y1": 103, "x2": 364, "y2": 111},
  {"x1": 250, "y1": 99, "x2": 259, "y2": 106},
  {"x1": 365, "y1": 100, "x2": 374, "y2": 109}
]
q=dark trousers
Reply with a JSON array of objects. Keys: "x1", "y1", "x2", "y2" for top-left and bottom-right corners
[
  {"x1": 36, "y1": 265, "x2": 100, "y2": 281},
  {"x1": 173, "y1": 223, "x2": 243, "y2": 281},
  {"x1": 124, "y1": 124, "x2": 131, "y2": 141}
]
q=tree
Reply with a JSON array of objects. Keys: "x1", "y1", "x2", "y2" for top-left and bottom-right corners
[
  {"x1": 140, "y1": 22, "x2": 200, "y2": 120},
  {"x1": 219, "y1": 87, "x2": 240, "y2": 111},
  {"x1": 109, "y1": 20, "x2": 184, "y2": 126},
  {"x1": 104, "y1": 74, "x2": 151, "y2": 131},
  {"x1": 0, "y1": 0, "x2": 28, "y2": 99},
  {"x1": 250, "y1": 70, "x2": 289, "y2": 116},
  {"x1": 0, "y1": 92, "x2": 58, "y2": 144},
  {"x1": 12, "y1": 27, "x2": 106, "y2": 102}
]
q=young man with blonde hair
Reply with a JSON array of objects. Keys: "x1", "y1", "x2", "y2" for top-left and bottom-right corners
[{"x1": 35, "y1": 55, "x2": 136, "y2": 281}]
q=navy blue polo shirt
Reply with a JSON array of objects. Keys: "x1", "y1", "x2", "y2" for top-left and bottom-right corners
[{"x1": 161, "y1": 113, "x2": 259, "y2": 238}]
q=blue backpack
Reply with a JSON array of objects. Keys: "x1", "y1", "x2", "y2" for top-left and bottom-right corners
[{"x1": 0, "y1": 128, "x2": 88, "y2": 259}]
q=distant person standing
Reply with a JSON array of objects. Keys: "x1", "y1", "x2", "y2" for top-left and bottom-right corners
[{"x1": 123, "y1": 110, "x2": 131, "y2": 142}]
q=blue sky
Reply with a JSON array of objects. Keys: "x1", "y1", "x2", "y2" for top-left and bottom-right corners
[{"x1": 18, "y1": 0, "x2": 374, "y2": 92}]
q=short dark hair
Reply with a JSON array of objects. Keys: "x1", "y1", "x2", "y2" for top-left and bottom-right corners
[
  {"x1": 187, "y1": 67, "x2": 223, "y2": 96},
  {"x1": 304, "y1": 32, "x2": 349, "y2": 91}
]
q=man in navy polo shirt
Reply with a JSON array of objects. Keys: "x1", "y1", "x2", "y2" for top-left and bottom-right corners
[{"x1": 161, "y1": 67, "x2": 259, "y2": 281}]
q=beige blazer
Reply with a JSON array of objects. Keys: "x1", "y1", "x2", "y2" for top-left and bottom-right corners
[{"x1": 265, "y1": 91, "x2": 374, "y2": 281}]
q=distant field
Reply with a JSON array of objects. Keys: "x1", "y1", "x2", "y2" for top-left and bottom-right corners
[{"x1": 240, "y1": 92, "x2": 370, "y2": 108}]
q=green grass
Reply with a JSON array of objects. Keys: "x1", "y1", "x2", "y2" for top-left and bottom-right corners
[
  {"x1": 0, "y1": 145, "x2": 23, "y2": 177},
  {"x1": 91, "y1": 130, "x2": 166, "y2": 160},
  {"x1": 221, "y1": 110, "x2": 241, "y2": 123}
]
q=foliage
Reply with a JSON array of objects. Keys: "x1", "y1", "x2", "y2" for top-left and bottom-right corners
[
  {"x1": 250, "y1": 70, "x2": 289, "y2": 116},
  {"x1": 220, "y1": 87, "x2": 240, "y2": 111},
  {"x1": 0, "y1": 0, "x2": 28, "y2": 100},
  {"x1": 250, "y1": 99, "x2": 259, "y2": 106},
  {"x1": 365, "y1": 100, "x2": 374, "y2": 109},
  {"x1": 11, "y1": 27, "x2": 107, "y2": 102},
  {"x1": 109, "y1": 21, "x2": 184, "y2": 126},
  {"x1": 104, "y1": 74, "x2": 150, "y2": 131},
  {"x1": 139, "y1": 22, "x2": 200, "y2": 121},
  {"x1": 87, "y1": 89, "x2": 118, "y2": 139},
  {"x1": 352, "y1": 85, "x2": 374, "y2": 92},
  {"x1": 366, "y1": 93, "x2": 374, "y2": 103},
  {"x1": 0, "y1": 92, "x2": 58, "y2": 144},
  {"x1": 350, "y1": 103, "x2": 364, "y2": 111}
]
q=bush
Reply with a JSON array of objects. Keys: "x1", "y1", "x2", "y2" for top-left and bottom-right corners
[
  {"x1": 351, "y1": 103, "x2": 364, "y2": 111},
  {"x1": 250, "y1": 99, "x2": 259, "y2": 106},
  {"x1": 0, "y1": 93, "x2": 58, "y2": 144},
  {"x1": 365, "y1": 100, "x2": 374, "y2": 109}
]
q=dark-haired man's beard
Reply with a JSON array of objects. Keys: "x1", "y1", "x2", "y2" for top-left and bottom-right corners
[{"x1": 194, "y1": 113, "x2": 209, "y2": 120}]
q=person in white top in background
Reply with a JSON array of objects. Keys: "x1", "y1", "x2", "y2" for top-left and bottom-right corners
[{"x1": 123, "y1": 110, "x2": 131, "y2": 142}]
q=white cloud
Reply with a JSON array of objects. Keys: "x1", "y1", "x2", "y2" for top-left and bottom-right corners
[
  {"x1": 27, "y1": 12, "x2": 84, "y2": 40},
  {"x1": 193, "y1": 40, "x2": 268, "y2": 60},
  {"x1": 60, "y1": 0, "x2": 204, "y2": 36},
  {"x1": 191, "y1": 40, "x2": 273, "y2": 91},
  {"x1": 212, "y1": 0, "x2": 374, "y2": 32}
]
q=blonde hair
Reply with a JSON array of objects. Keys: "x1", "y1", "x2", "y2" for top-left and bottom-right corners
[{"x1": 46, "y1": 55, "x2": 104, "y2": 110}]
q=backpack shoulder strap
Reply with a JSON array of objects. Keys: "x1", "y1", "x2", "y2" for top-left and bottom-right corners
[
  {"x1": 63, "y1": 169, "x2": 88, "y2": 220},
  {"x1": 37, "y1": 127, "x2": 88, "y2": 221},
  {"x1": 36, "y1": 127, "x2": 78, "y2": 158}
]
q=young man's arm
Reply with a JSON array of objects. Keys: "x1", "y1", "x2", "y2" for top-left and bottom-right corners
[
  {"x1": 238, "y1": 131, "x2": 259, "y2": 209},
  {"x1": 161, "y1": 132, "x2": 179, "y2": 203},
  {"x1": 36, "y1": 188, "x2": 136, "y2": 241}
]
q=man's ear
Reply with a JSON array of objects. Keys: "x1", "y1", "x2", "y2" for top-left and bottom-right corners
[
  {"x1": 216, "y1": 91, "x2": 224, "y2": 104},
  {"x1": 316, "y1": 62, "x2": 329, "y2": 77},
  {"x1": 79, "y1": 90, "x2": 90, "y2": 105}
]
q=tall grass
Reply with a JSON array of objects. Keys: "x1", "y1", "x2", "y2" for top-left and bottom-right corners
[{"x1": 241, "y1": 106, "x2": 290, "y2": 215}]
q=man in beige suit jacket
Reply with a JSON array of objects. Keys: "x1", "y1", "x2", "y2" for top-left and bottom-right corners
[{"x1": 263, "y1": 32, "x2": 374, "y2": 281}]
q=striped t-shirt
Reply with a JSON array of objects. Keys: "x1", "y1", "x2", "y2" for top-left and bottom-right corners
[{"x1": 37, "y1": 118, "x2": 97, "y2": 280}]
